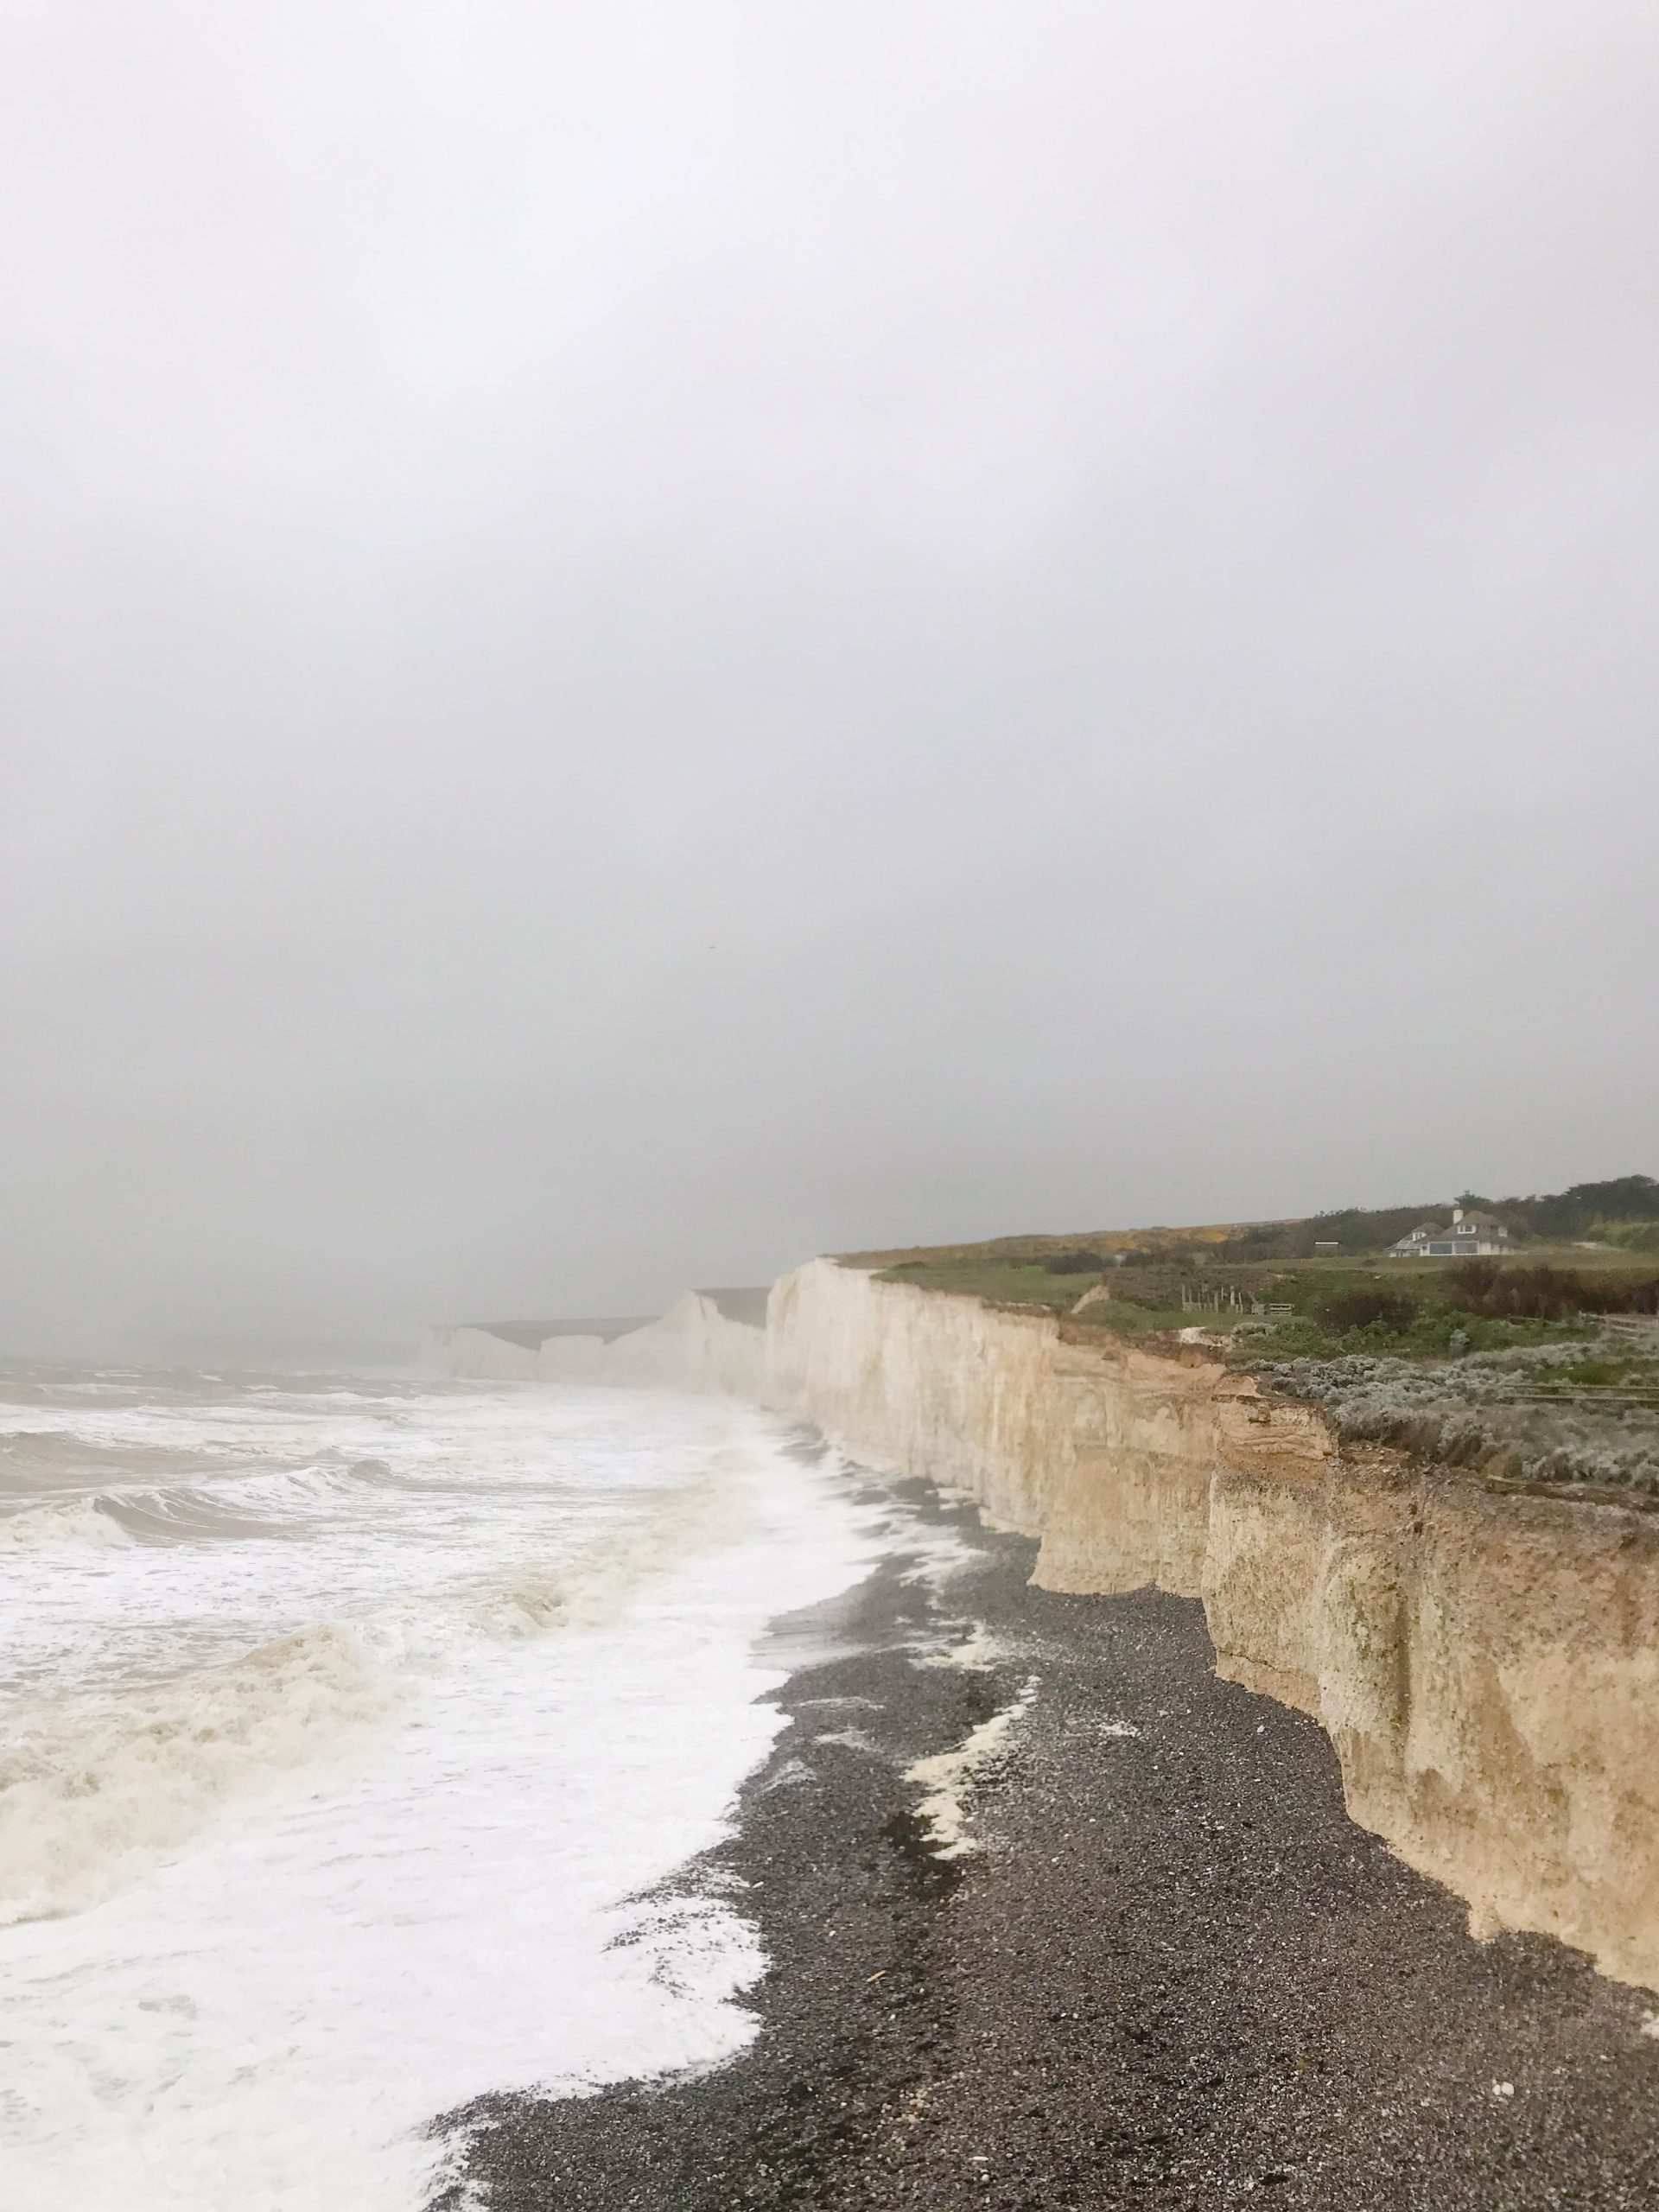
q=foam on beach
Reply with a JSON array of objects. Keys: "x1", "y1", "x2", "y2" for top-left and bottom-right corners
[{"x1": 906, "y1": 1676, "x2": 1039, "y2": 1858}]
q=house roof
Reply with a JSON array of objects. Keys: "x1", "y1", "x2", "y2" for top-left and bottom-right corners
[{"x1": 1393, "y1": 1214, "x2": 1511, "y2": 1245}]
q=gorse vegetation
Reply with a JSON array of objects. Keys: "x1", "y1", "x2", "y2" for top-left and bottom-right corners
[
  {"x1": 1599, "y1": 1222, "x2": 1659, "y2": 1255},
  {"x1": 1446, "y1": 1261, "x2": 1659, "y2": 1321},
  {"x1": 876, "y1": 1253, "x2": 1659, "y2": 1354},
  {"x1": 1319, "y1": 1290, "x2": 1421, "y2": 1334},
  {"x1": 1499, "y1": 1176, "x2": 1659, "y2": 1242},
  {"x1": 1046, "y1": 1248, "x2": 1109, "y2": 1274},
  {"x1": 1297, "y1": 1266, "x2": 1659, "y2": 1343}
]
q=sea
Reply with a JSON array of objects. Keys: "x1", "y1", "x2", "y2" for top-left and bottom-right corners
[{"x1": 0, "y1": 1361, "x2": 876, "y2": 2210}]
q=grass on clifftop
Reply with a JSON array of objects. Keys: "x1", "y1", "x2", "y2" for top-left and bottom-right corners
[
  {"x1": 868, "y1": 1249, "x2": 1656, "y2": 1350},
  {"x1": 846, "y1": 1175, "x2": 1659, "y2": 1284},
  {"x1": 856, "y1": 1241, "x2": 1659, "y2": 1494}
]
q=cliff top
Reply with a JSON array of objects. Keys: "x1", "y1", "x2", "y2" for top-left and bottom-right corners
[
  {"x1": 842, "y1": 1183, "x2": 1659, "y2": 1498},
  {"x1": 842, "y1": 1173, "x2": 1659, "y2": 1275},
  {"x1": 459, "y1": 1316, "x2": 655, "y2": 1348}
]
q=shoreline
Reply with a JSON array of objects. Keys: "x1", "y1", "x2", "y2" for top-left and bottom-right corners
[
  {"x1": 429, "y1": 1252, "x2": 1659, "y2": 1993},
  {"x1": 438, "y1": 1455, "x2": 1659, "y2": 2210}
]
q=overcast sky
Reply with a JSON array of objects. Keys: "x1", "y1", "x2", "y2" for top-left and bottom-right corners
[{"x1": 3, "y1": 2, "x2": 1656, "y2": 1351}]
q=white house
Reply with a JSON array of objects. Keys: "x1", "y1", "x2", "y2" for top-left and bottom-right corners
[{"x1": 1389, "y1": 1206, "x2": 1516, "y2": 1259}]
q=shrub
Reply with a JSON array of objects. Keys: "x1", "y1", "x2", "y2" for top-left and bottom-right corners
[
  {"x1": 1047, "y1": 1249, "x2": 1104, "y2": 1274},
  {"x1": 1597, "y1": 1222, "x2": 1659, "y2": 1255},
  {"x1": 1319, "y1": 1289, "x2": 1421, "y2": 1334},
  {"x1": 1444, "y1": 1262, "x2": 1659, "y2": 1321}
]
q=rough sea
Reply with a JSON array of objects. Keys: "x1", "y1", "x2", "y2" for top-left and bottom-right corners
[{"x1": 0, "y1": 1363, "x2": 873, "y2": 2209}]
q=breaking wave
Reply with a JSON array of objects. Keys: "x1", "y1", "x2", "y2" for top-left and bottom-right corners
[
  {"x1": 0, "y1": 1497, "x2": 133, "y2": 1549},
  {"x1": 0, "y1": 1471, "x2": 752, "y2": 1924},
  {"x1": 0, "y1": 1370, "x2": 875, "y2": 2211},
  {"x1": 0, "y1": 1426, "x2": 235, "y2": 1491},
  {"x1": 0, "y1": 1623, "x2": 397, "y2": 1926},
  {"x1": 479, "y1": 1470, "x2": 746, "y2": 1637},
  {"x1": 3, "y1": 1458, "x2": 430, "y2": 1546}
]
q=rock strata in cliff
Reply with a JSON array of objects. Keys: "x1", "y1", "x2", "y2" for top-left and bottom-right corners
[{"x1": 765, "y1": 1257, "x2": 1659, "y2": 1994}]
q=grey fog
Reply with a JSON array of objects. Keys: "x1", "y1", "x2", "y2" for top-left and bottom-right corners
[{"x1": 3, "y1": 0, "x2": 1656, "y2": 1354}]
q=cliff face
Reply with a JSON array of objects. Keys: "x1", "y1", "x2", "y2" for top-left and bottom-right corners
[
  {"x1": 422, "y1": 1257, "x2": 1659, "y2": 1988},
  {"x1": 422, "y1": 1293, "x2": 767, "y2": 1398},
  {"x1": 590, "y1": 1291, "x2": 769, "y2": 1398},
  {"x1": 766, "y1": 1259, "x2": 1659, "y2": 1993},
  {"x1": 421, "y1": 1324, "x2": 541, "y2": 1381}
]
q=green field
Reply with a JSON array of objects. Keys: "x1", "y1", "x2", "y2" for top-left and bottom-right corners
[{"x1": 873, "y1": 1247, "x2": 1650, "y2": 1350}]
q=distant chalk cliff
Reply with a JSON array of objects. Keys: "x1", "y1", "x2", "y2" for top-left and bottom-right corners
[{"x1": 421, "y1": 1288, "x2": 769, "y2": 1398}]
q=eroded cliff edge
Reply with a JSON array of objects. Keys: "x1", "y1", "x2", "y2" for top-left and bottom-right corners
[{"x1": 766, "y1": 1257, "x2": 1659, "y2": 1994}]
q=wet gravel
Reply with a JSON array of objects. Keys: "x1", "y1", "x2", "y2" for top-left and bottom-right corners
[{"x1": 437, "y1": 1470, "x2": 1659, "y2": 2209}]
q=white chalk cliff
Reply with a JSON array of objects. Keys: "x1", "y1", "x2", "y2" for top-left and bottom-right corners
[
  {"x1": 767, "y1": 1260, "x2": 1659, "y2": 1996},
  {"x1": 422, "y1": 1288, "x2": 769, "y2": 1398},
  {"x1": 427, "y1": 1255, "x2": 1659, "y2": 1992}
]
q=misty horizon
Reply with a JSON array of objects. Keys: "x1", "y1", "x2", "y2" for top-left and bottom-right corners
[
  {"x1": 17, "y1": 1165, "x2": 1655, "y2": 1370},
  {"x1": 5, "y1": 3, "x2": 1657, "y2": 1354}
]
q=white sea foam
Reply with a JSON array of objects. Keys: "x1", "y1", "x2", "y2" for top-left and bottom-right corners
[
  {"x1": 0, "y1": 1371, "x2": 874, "y2": 2210},
  {"x1": 906, "y1": 1677, "x2": 1039, "y2": 1858},
  {"x1": 475, "y1": 1466, "x2": 744, "y2": 1637},
  {"x1": 0, "y1": 1621, "x2": 397, "y2": 1926},
  {"x1": 917, "y1": 1621, "x2": 1002, "y2": 1670}
]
